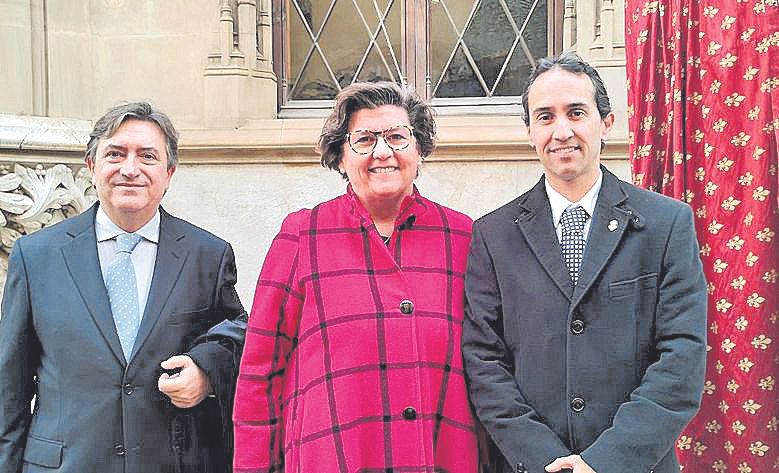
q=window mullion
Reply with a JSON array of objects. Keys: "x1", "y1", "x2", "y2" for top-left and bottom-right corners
[
  {"x1": 272, "y1": 0, "x2": 285, "y2": 106},
  {"x1": 551, "y1": 0, "x2": 564, "y2": 54},
  {"x1": 405, "y1": 0, "x2": 427, "y2": 98},
  {"x1": 275, "y1": 0, "x2": 562, "y2": 113}
]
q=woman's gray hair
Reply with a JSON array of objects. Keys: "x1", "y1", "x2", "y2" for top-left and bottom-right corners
[
  {"x1": 521, "y1": 52, "x2": 612, "y2": 127},
  {"x1": 317, "y1": 82, "x2": 437, "y2": 178},
  {"x1": 85, "y1": 102, "x2": 179, "y2": 169}
]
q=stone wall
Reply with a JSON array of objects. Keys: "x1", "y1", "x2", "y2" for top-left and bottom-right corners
[
  {"x1": 0, "y1": 0, "x2": 630, "y2": 305},
  {"x1": 164, "y1": 158, "x2": 630, "y2": 304},
  {"x1": 0, "y1": 152, "x2": 630, "y2": 305}
]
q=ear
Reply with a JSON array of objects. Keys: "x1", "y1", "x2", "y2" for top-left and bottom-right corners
[
  {"x1": 167, "y1": 165, "x2": 177, "y2": 178},
  {"x1": 85, "y1": 155, "x2": 95, "y2": 173},
  {"x1": 601, "y1": 111, "x2": 615, "y2": 139}
]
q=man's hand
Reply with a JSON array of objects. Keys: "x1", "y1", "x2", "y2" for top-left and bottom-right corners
[
  {"x1": 158, "y1": 355, "x2": 212, "y2": 408},
  {"x1": 546, "y1": 454, "x2": 596, "y2": 473}
]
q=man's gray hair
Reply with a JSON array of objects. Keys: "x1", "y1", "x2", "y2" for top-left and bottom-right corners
[{"x1": 85, "y1": 102, "x2": 179, "y2": 169}]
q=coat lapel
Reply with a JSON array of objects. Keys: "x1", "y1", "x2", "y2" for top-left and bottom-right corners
[
  {"x1": 515, "y1": 177, "x2": 574, "y2": 301},
  {"x1": 61, "y1": 204, "x2": 126, "y2": 365},
  {"x1": 129, "y1": 209, "x2": 188, "y2": 361},
  {"x1": 570, "y1": 168, "x2": 632, "y2": 310}
]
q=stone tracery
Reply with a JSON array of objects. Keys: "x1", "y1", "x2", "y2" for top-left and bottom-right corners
[{"x1": 0, "y1": 163, "x2": 97, "y2": 299}]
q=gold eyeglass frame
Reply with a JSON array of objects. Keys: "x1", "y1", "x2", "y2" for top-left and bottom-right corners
[{"x1": 345, "y1": 125, "x2": 415, "y2": 155}]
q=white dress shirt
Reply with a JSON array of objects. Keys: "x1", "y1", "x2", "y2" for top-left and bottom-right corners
[
  {"x1": 95, "y1": 207, "x2": 160, "y2": 318},
  {"x1": 545, "y1": 170, "x2": 603, "y2": 244}
]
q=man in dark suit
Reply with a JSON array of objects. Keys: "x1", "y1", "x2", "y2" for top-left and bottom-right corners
[
  {"x1": 462, "y1": 53, "x2": 707, "y2": 473},
  {"x1": 0, "y1": 102, "x2": 247, "y2": 473}
]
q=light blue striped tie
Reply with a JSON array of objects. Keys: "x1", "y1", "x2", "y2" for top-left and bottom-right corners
[{"x1": 106, "y1": 233, "x2": 143, "y2": 360}]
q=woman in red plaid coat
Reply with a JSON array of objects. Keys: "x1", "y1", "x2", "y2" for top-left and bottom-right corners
[{"x1": 233, "y1": 82, "x2": 480, "y2": 472}]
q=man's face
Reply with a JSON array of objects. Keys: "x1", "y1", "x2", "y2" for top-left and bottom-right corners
[
  {"x1": 526, "y1": 68, "x2": 614, "y2": 192},
  {"x1": 87, "y1": 119, "x2": 175, "y2": 229}
]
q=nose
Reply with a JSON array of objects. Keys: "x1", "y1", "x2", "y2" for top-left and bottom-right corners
[
  {"x1": 119, "y1": 154, "x2": 141, "y2": 177},
  {"x1": 372, "y1": 136, "x2": 393, "y2": 159},
  {"x1": 552, "y1": 118, "x2": 574, "y2": 141}
]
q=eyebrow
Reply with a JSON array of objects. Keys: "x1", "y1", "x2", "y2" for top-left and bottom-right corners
[
  {"x1": 532, "y1": 102, "x2": 592, "y2": 115},
  {"x1": 102, "y1": 144, "x2": 160, "y2": 154},
  {"x1": 350, "y1": 124, "x2": 410, "y2": 133}
]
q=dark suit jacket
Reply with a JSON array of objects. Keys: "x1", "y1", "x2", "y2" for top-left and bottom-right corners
[
  {"x1": 463, "y1": 167, "x2": 707, "y2": 473},
  {"x1": 0, "y1": 204, "x2": 247, "y2": 473}
]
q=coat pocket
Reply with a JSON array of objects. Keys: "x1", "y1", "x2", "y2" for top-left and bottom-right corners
[
  {"x1": 23, "y1": 435, "x2": 63, "y2": 468},
  {"x1": 608, "y1": 273, "x2": 658, "y2": 300},
  {"x1": 167, "y1": 306, "x2": 210, "y2": 326}
]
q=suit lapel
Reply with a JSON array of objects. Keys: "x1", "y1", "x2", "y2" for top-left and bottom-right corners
[
  {"x1": 570, "y1": 169, "x2": 631, "y2": 310},
  {"x1": 515, "y1": 178, "x2": 574, "y2": 301},
  {"x1": 130, "y1": 210, "x2": 188, "y2": 361},
  {"x1": 61, "y1": 204, "x2": 126, "y2": 365}
]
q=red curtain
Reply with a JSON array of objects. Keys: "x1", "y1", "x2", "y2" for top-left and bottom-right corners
[{"x1": 625, "y1": 0, "x2": 778, "y2": 471}]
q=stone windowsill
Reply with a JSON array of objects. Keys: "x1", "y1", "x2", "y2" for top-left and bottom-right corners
[{"x1": 0, "y1": 114, "x2": 629, "y2": 165}]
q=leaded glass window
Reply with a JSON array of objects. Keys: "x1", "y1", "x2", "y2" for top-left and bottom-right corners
[
  {"x1": 274, "y1": 0, "x2": 560, "y2": 112},
  {"x1": 430, "y1": 0, "x2": 549, "y2": 99}
]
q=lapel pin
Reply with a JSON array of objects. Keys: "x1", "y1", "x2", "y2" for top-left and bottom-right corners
[{"x1": 608, "y1": 220, "x2": 618, "y2": 232}]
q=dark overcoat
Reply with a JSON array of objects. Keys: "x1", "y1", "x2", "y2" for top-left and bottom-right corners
[
  {"x1": 0, "y1": 204, "x2": 247, "y2": 473},
  {"x1": 463, "y1": 167, "x2": 707, "y2": 473}
]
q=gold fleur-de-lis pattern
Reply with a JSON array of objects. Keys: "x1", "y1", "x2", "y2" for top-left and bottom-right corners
[{"x1": 626, "y1": 0, "x2": 778, "y2": 471}]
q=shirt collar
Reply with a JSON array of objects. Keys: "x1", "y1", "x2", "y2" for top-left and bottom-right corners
[
  {"x1": 344, "y1": 184, "x2": 427, "y2": 226},
  {"x1": 95, "y1": 206, "x2": 161, "y2": 244},
  {"x1": 545, "y1": 169, "x2": 603, "y2": 230}
]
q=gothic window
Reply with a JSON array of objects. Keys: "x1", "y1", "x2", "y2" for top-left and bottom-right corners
[{"x1": 274, "y1": 0, "x2": 562, "y2": 113}]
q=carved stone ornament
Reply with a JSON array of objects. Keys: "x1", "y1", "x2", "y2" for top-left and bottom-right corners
[{"x1": 0, "y1": 163, "x2": 97, "y2": 299}]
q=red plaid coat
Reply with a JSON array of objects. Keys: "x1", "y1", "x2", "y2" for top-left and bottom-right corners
[{"x1": 234, "y1": 187, "x2": 479, "y2": 472}]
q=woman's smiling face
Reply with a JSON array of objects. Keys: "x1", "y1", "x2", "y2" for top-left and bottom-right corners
[{"x1": 340, "y1": 105, "x2": 420, "y2": 206}]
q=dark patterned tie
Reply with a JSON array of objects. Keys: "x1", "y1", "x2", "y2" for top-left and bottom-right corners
[
  {"x1": 560, "y1": 205, "x2": 589, "y2": 285},
  {"x1": 105, "y1": 233, "x2": 143, "y2": 360}
]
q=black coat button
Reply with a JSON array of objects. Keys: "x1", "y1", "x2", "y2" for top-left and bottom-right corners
[
  {"x1": 123, "y1": 383, "x2": 134, "y2": 395},
  {"x1": 571, "y1": 397, "x2": 585, "y2": 412},
  {"x1": 570, "y1": 319, "x2": 585, "y2": 334},
  {"x1": 402, "y1": 406, "x2": 417, "y2": 420},
  {"x1": 399, "y1": 300, "x2": 414, "y2": 315},
  {"x1": 113, "y1": 444, "x2": 126, "y2": 456}
]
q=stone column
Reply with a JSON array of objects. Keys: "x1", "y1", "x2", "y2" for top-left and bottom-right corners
[
  {"x1": 600, "y1": 0, "x2": 615, "y2": 57},
  {"x1": 204, "y1": 0, "x2": 278, "y2": 127},
  {"x1": 574, "y1": 0, "x2": 625, "y2": 63},
  {"x1": 0, "y1": 0, "x2": 34, "y2": 115},
  {"x1": 217, "y1": 0, "x2": 235, "y2": 66},
  {"x1": 568, "y1": 0, "x2": 629, "y2": 162},
  {"x1": 237, "y1": 0, "x2": 257, "y2": 70},
  {"x1": 257, "y1": 0, "x2": 272, "y2": 71},
  {"x1": 30, "y1": 0, "x2": 48, "y2": 115},
  {"x1": 563, "y1": 0, "x2": 577, "y2": 50}
]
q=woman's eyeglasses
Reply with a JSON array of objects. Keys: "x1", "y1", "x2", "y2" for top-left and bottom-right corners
[{"x1": 346, "y1": 125, "x2": 414, "y2": 155}]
